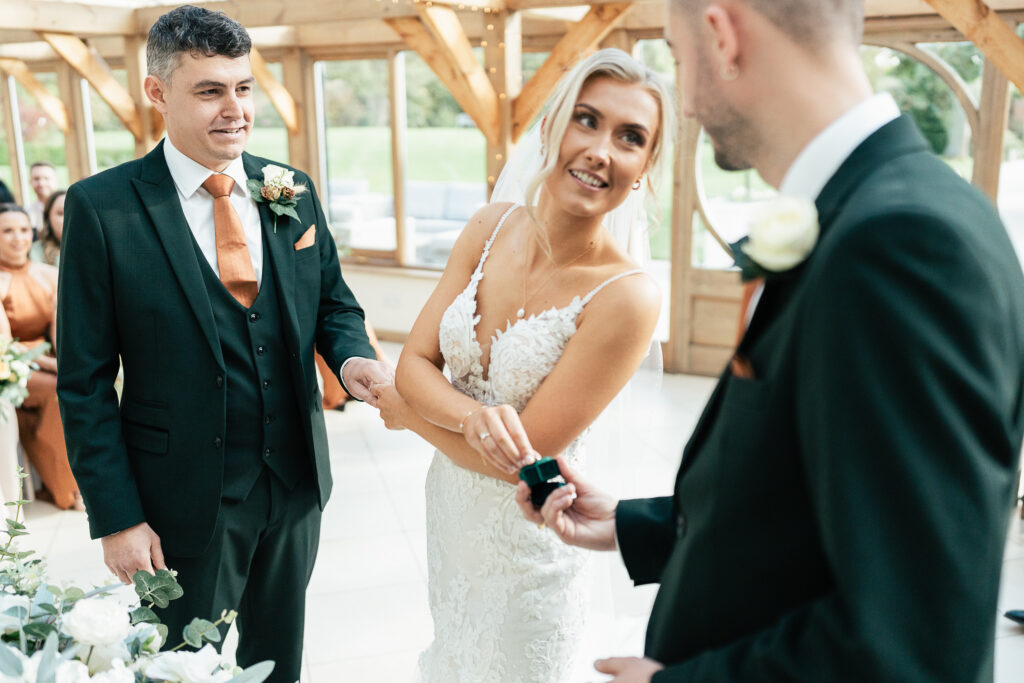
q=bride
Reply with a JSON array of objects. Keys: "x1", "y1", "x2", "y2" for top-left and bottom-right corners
[{"x1": 373, "y1": 49, "x2": 674, "y2": 682}]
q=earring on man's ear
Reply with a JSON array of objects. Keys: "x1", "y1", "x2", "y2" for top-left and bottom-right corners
[
  {"x1": 633, "y1": 178, "x2": 643, "y2": 191},
  {"x1": 720, "y1": 63, "x2": 739, "y2": 81}
]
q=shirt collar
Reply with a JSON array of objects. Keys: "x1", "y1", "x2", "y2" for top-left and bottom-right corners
[
  {"x1": 779, "y1": 93, "x2": 901, "y2": 201},
  {"x1": 162, "y1": 137, "x2": 249, "y2": 200}
]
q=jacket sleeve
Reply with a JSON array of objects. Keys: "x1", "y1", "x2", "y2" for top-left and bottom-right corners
[
  {"x1": 616, "y1": 496, "x2": 677, "y2": 585},
  {"x1": 57, "y1": 184, "x2": 146, "y2": 539},
  {"x1": 652, "y1": 211, "x2": 1021, "y2": 682},
  {"x1": 304, "y1": 174, "x2": 376, "y2": 376}
]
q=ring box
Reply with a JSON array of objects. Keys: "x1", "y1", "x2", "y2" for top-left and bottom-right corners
[{"x1": 518, "y1": 457, "x2": 566, "y2": 510}]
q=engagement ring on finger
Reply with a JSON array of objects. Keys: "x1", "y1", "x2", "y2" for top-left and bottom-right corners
[{"x1": 480, "y1": 431, "x2": 491, "y2": 440}]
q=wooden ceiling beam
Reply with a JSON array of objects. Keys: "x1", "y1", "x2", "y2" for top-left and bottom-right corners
[
  {"x1": 137, "y1": 0, "x2": 427, "y2": 32},
  {"x1": 0, "y1": 57, "x2": 69, "y2": 133},
  {"x1": 38, "y1": 31, "x2": 144, "y2": 140},
  {"x1": 923, "y1": 0, "x2": 1024, "y2": 93},
  {"x1": 249, "y1": 46, "x2": 299, "y2": 135},
  {"x1": 0, "y1": 0, "x2": 134, "y2": 34},
  {"x1": 512, "y1": 2, "x2": 631, "y2": 141}
]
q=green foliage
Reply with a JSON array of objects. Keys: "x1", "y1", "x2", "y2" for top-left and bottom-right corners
[
  {"x1": 133, "y1": 568, "x2": 184, "y2": 609},
  {"x1": 182, "y1": 617, "x2": 221, "y2": 648}
]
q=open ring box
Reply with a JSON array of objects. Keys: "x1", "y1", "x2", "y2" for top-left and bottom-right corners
[{"x1": 518, "y1": 457, "x2": 566, "y2": 510}]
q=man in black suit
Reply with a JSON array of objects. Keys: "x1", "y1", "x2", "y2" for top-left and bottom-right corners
[
  {"x1": 57, "y1": 7, "x2": 390, "y2": 681},
  {"x1": 519, "y1": 1, "x2": 1024, "y2": 680}
]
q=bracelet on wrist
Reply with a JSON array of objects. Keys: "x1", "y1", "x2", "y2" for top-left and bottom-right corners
[{"x1": 458, "y1": 405, "x2": 485, "y2": 434}]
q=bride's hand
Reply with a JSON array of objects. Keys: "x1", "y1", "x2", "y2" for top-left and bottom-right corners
[
  {"x1": 515, "y1": 455, "x2": 619, "y2": 551},
  {"x1": 462, "y1": 405, "x2": 536, "y2": 475},
  {"x1": 372, "y1": 383, "x2": 409, "y2": 430}
]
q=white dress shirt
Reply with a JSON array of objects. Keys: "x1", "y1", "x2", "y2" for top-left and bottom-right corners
[
  {"x1": 162, "y1": 138, "x2": 363, "y2": 394},
  {"x1": 163, "y1": 137, "x2": 265, "y2": 289},
  {"x1": 745, "y1": 93, "x2": 901, "y2": 322}
]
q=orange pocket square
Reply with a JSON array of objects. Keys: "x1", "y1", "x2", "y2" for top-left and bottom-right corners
[{"x1": 294, "y1": 225, "x2": 315, "y2": 250}]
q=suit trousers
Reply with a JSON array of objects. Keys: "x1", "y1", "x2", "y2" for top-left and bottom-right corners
[{"x1": 158, "y1": 467, "x2": 322, "y2": 683}]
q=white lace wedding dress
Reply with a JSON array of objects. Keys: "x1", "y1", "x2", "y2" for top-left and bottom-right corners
[{"x1": 417, "y1": 205, "x2": 641, "y2": 683}]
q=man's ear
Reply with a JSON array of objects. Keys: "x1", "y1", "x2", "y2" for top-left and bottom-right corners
[
  {"x1": 703, "y1": 4, "x2": 741, "y2": 79},
  {"x1": 144, "y1": 74, "x2": 169, "y2": 114}
]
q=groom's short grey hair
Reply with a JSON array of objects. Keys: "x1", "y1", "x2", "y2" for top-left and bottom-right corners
[
  {"x1": 147, "y1": 5, "x2": 252, "y2": 82},
  {"x1": 670, "y1": 0, "x2": 864, "y2": 47}
]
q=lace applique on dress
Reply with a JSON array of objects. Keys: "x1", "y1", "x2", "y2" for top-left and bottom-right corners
[{"x1": 419, "y1": 204, "x2": 643, "y2": 682}]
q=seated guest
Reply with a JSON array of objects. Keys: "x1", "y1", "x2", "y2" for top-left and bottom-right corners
[
  {"x1": 30, "y1": 190, "x2": 65, "y2": 267},
  {"x1": 0, "y1": 179, "x2": 13, "y2": 205},
  {"x1": 27, "y1": 162, "x2": 57, "y2": 231},
  {"x1": 0, "y1": 204, "x2": 82, "y2": 511}
]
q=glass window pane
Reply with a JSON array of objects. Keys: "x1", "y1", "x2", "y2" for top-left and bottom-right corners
[
  {"x1": 404, "y1": 50, "x2": 486, "y2": 267},
  {"x1": 319, "y1": 58, "x2": 394, "y2": 254},
  {"x1": 249, "y1": 62, "x2": 289, "y2": 165},
  {"x1": 89, "y1": 69, "x2": 134, "y2": 173},
  {"x1": 1000, "y1": 80, "x2": 1023, "y2": 263},
  {"x1": 17, "y1": 74, "x2": 70, "y2": 190}
]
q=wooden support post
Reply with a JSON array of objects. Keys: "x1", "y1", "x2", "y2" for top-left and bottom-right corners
[
  {"x1": 0, "y1": 58, "x2": 69, "y2": 134},
  {"x1": 973, "y1": 57, "x2": 1011, "y2": 202},
  {"x1": 485, "y1": 11, "x2": 522, "y2": 199},
  {"x1": 923, "y1": 0, "x2": 1024, "y2": 94},
  {"x1": 512, "y1": 3, "x2": 632, "y2": 141},
  {"x1": 56, "y1": 61, "x2": 94, "y2": 182},
  {"x1": 601, "y1": 28, "x2": 634, "y2": 53},
  {"x1": 664, "y1": 112, "x2": 701, "y2": 374},
  {"x1": 281, "y1": 48, "x2": 323, "y2": 184},
  {"x1": 390, "y1": 50, "x2": 410, "y2": 265},
  {"x1": 0, "y1": 75, "x2": 28, "y2": 204},
  {"x1": 250, "y1": 47, "x2": 299, "y2": 135},
  {"x1": 39, "y1": 32, "x2": 145, "y2": 141},
  {"x1": 123, "y1": 34, "x2": 161, "y2": 155}
]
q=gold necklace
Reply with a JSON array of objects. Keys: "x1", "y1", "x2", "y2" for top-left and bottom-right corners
[{"x1": 518, "y1": 234, "x2": 599, "y2": 318}]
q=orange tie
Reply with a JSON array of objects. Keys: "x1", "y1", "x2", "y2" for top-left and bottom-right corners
[{"x1": 203, "y1": 173, "x2": 258, "y2": 308}]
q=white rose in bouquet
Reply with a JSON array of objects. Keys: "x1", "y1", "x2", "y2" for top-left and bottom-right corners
[
  {"x1": 55, "y1": 659, "x2": 92, "y2": 683},
  {"x1": 88, "y1": 659, "x2": 134, "y2": 683},
  {"x1": 142, "y1": 644, "x2": 234, "y2": 683},
  {"x1": 62, "y1": 598, "x2": 132, "y2": 647}
]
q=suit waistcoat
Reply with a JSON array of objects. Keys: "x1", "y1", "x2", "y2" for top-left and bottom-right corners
[{"x1": 190, "y1": 233, "x2": 311, "y2": 500}]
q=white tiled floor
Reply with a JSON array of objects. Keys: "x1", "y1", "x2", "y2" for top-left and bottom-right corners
[{"x1": 15, "y1": 342, "x2": 1024, "y2": 681}]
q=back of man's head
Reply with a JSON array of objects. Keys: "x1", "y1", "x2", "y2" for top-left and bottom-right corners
[
  {"x1": 671, "y1": 0, "x2": 864, "y2": 47},
  {"x1": 146, "y1": 5, "x2": 251, "y2": 83}
]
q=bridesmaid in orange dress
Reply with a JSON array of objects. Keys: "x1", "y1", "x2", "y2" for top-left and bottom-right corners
[{"x1": 0, "y1": 204, "x2": 82, "y2": 511}]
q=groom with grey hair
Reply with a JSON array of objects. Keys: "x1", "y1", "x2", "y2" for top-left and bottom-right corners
[
  {"x1": 58, "y1": 6, "x2": 389, "y2": 680},
  {"x1": 519, "y1": 0, "x2": 1024, "y2": 681}
]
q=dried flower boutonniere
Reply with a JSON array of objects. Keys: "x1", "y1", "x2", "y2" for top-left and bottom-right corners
[{"x1": 247, "y1": 164, "x2": 307, "y2": 233}]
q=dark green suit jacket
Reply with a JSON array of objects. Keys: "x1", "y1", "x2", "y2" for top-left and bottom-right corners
[
  {"x1": 57, "y1": 142, "x2": 374, "y2": 556},
  {"x1": 618, "y1": 116, "x2": 1024, "y2": 681}
]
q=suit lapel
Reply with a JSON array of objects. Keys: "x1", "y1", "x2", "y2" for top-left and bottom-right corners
[
  {"x1": 676, "y1": 116, "x2": 931, "y2": 480},
  {"x1": 131, "y1": 142, "x2": 224, "y2": 367},
  {"x1": 243, "y1": 154, "x2": 301, "y2": 355}
]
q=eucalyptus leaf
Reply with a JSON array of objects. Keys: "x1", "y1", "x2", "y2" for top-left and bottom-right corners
[
  {"x1": 23, "y1": 622, "x2": 56, "y2": 640},
  {"x1": 182, "y1": 622, "x2": 203, "y2": 649},
  {"x1": 228, "y1": 661, "x2": 275, "y2": 683},
  {"x1": 130, "y1": 606, "x2": 160, "y2": 625},
  {"x1": 35, "y1": 635, "x2": 59, "y2": 683},
  {"x1": 246, "y1": 178, "x2": 265, "y2": 198}
]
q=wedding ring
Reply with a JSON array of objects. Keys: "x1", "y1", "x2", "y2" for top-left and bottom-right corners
[{"x1": 480, "y1": 432, "x2": 491, "y2": 440}]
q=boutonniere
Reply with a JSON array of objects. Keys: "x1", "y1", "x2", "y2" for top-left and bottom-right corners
[
  {"x1": 730, "y1": 196, "x2": 819, "y2": 282},
  {"x1": 246, "y1": 164, "x2": 307, "y2": 233}
]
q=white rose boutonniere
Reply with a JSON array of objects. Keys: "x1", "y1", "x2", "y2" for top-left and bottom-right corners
[
  {"x1": 246, "y1": 164, "x2": 308, "y2": 233},
  {"x1": 731, "y1": 196, "x2": 820, "y2": 281}
]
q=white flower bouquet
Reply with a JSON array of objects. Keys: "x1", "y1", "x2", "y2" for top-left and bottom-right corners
[
  {"x1": 0, "y1": 475, "x2": 273, "y2": 683},
  {"x1": 0, "y1": 340, "x2": 50, "y2": 412}
]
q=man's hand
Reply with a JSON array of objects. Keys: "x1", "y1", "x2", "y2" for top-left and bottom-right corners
[
  {"x1": 101, "y1": 522, "x2": 166, "y2": 584},
  {"x1": 342, "y1": 357, "x2": 395, "y2": 407},
  {"x1": 515, "y1": 454, "x2": 619, "y2": 551},
  {"x1": 595, "y1": 657, "x2": 664, "y2": 682}
]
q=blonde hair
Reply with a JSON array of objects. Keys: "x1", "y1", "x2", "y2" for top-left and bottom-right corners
[{"x1": 523, "y1": 48, "x2": 676, "y2": 255}]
